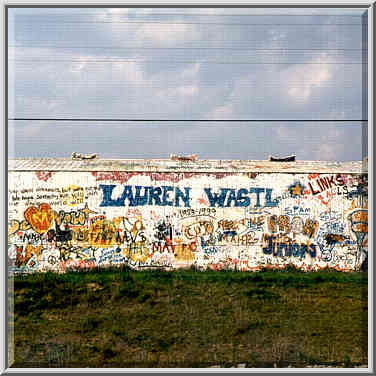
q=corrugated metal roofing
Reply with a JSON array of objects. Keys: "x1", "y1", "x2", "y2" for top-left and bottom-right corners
[{"x1": 8, "y1": 158, "x2": 367, "y2": 174}]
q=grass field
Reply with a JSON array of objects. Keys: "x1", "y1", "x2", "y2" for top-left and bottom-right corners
[{"x1": 10, "y1": 266, "x2": 368, "y2": 368}]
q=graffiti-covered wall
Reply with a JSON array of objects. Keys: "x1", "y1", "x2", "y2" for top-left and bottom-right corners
[{"x1": 8, "y1": 162, "x2": 368, "y2": 273}]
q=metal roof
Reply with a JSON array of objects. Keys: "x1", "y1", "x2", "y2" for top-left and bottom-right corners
[{"x1": 8, "y1": 158, "x2": 367, "y2": 174}]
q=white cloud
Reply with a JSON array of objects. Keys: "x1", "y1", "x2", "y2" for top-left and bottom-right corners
[
  {"x1": 94, "y1": 8, "x2": 130, "y2": 22},
  {"x1": 315, "y1": 143, "x2": 339, "y2": 161},
  {"x1": 275, "y1": 125, "x2": 294, "y2": 142},
  {"x1": 135, "y1": 22, "x2": 199, "y2": 44},
  {"x1": 285, "y1": 54, "x2": 333, "y2": 102},
  {"x1": 153, "y1": 62, "x2": 201, "y2": 102},
  {"x1": 268, "y1": 29, "x2": 287, "y2": 42},
  {"x1": 314, "y1": 128, "x2": 348, "y2": 160},
  {"x1": 180, "y1": 63, "x2": 201, "y2": 79},
  {"x1": 112, "y1": 60, "x2": 145, "y2": 83},
  {"x1": 205, "y1": 103, "x2": 233, "y2": 119},
  {"x1": 157, "y1": 84, "x2": 199, "y2": 100},
  {"x1": 177, "y1": 85, "x2": 198, "y2": 96},
  {"x1": 70, "y1": 56, "x2": 88, "y2": 73},
  {"x1": 16, "y1": 96, "x2": 60, "y2": 114}
]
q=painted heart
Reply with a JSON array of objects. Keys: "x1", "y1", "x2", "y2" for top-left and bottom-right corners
[{"x1": 24, "y1": 203, "x2": 55, "y2": 234}]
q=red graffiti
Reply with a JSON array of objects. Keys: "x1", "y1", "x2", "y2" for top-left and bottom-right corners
[
  {"x1": 197, "y1": 197, "x2": 209, "y2": 205},
  {"x1": 92, "y1": 171, "x2": 237, "y2": 184},
  {"x1": 61, "y1": 259, "x2": 96, "y2": 271},
  {"x1": 316, "y1": 194, "x2": 330, "y2": 206},
  {"x1": 35, "y1": 171, "x2": 54, "y2": 181},
  {"x1": 91, "y1": 171, "x2": 138, "y2": 184},
  {"x1": 308, "y1": 173, "x2": 320, "y2": 180}
]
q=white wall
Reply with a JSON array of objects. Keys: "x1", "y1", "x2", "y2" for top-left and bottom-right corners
[{"x1": 8, "y1": 170, "x2": 368, "y2": 272}]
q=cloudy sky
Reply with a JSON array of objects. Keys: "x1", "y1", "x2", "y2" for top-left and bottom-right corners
[{"x1": 8, "y1": 7, "x2": 368, "y2": 161}]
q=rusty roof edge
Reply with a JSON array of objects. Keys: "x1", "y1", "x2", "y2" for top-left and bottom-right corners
[{"x1": 7, "y1": 158, "x2": 367, "y2": 174}]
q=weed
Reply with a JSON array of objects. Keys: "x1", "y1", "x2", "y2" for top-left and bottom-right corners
[
  {"x1": 81, "y1": 316, "x2": 100, "y2": 332},
  {"x1": 116, "y1": 281, "x2": 140, "y2": 299},
  {"x1": 171, "y1": 296, "x2": 182, "y2": 305},
  {"x1": 102, "y1": 346, "x2": 117, "y2": 359},
  {"x1": 297, "y1": 351, "x2": 321, "y2": 365},
  {"x1": 236, "y1": 320, "x2": 265, "y2": 334},
  {"x1": 244, "y1": 288, "x2": 280, "y2": 300},
  {"x1": 111, "y1": 322, "x2": 125, "y2": 337},
  {"x1": 252, "y1": 274, "x2": 264, "y2": 282},
  {"x1": 12, "y1": 268, "x2": 368, "y2": 368},
  {"x1": 344, "y1": 353, "x2": 352, "y2": 367},
  {"x1": 137, "y1": 293, "x2": 152, "y2": 303},
  {"x1": 249, "y1": 351, "x2": 259, "y2": 365},
  {"x1": 118, "y1": 271, "x2": 133, "y2": 282},
  {"x1": 157, "y1": 339, "x2": 171, "y2": 351}
]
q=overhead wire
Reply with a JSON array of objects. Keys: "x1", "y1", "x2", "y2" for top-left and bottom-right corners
[
  {"x1": 9, "y1": 118, "x2": 367, "y2": 122},
  {"x1": 8, "y1": 45, "x2": 366, "y2": 51},
  {"x1": 9, "y1": 59, "x2": 366, "y2": 65},
  {"x1": 15, "y1": 20, "x2": 366, "y2": 25}
]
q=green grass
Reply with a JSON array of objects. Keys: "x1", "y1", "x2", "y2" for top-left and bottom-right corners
[{"x1": 11, "y1": 266, "x2": 368, "y2": 368}]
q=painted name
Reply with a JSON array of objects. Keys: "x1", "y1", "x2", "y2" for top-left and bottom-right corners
[
  {"x1": 99, "y1": 185, "x2": 191, "y2": 207},
  {"x1": 204, "y1": 188, "x2": 278, "y2": 208},
  {"x1": 99, "y1": 185, "x2": 278, "y2": 208}
]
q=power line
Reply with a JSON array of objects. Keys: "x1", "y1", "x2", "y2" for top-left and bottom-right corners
[
  {"x1": 8, "y1": 45, "x2": 366, "y2": 51},
  {"x1": 9, "y1": 118, "x2": 368, "y2": 122},
  {"x1": 9, "y1": 42, "x2": 364, "y2": 48},
  {"x1": 17, "y1": 20, "x2": 366, "y2": 26},
  {"x1": 9, "y1": 59, "x2": 366, "y2": 65},
  {"x1": 14, "y1": 13, "x2": 366, "y2": 17}
]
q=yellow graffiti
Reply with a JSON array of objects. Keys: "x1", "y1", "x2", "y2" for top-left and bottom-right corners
[
  {"x1": 112, "y1": 216, "x2": 124, "y2": 228},
  {"x1": 123, "y1": 241, "x2": 150, "y2": 263},
  {"x1": 182, "y1": 220, "x2": 214, "y2": 240},
  {"x1": 62, "y1": 185, "x2": 84, "y2": 207},
  {"x1": 70, "y1": 226, "x2": 89, "y2": 243},
  {"x1": 174, "y1": 238, "x2": 196, "y2": 262},
  {"x1": 55, "y1": 203, "x2": 93, "y2": 227},
  {"x1": 131, "y1": 220, "x2": 144, "y2": 237},
  {"x1": 8, "y1": 219, "x2": 31, "y2": 235},
  {"x1": 290, "y1": 182, "x2": 304, "y2": 197},
  {"x1": 88, "y1": 220, "x2": 117, "y2": 247}
]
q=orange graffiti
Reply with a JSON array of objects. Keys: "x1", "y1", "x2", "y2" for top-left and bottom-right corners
[
  {"x1": 26, "y1": 244, "x2": 43, "y2": 261},
  {"x1": 125, "y1": 207, "x2": 142, "y2": 219},
  {"x1": 15, "y1": 244, "x2": 43, "y2": 267},
  {"x1": 24, "y1": 203, "x2": 55, "y2": 234},
  {"x1": 348, "y1": 209, "x2": 368, "y2": 246},
  {"x1": 350, "y1": 211, "x2": 368, "y2": 232}
]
